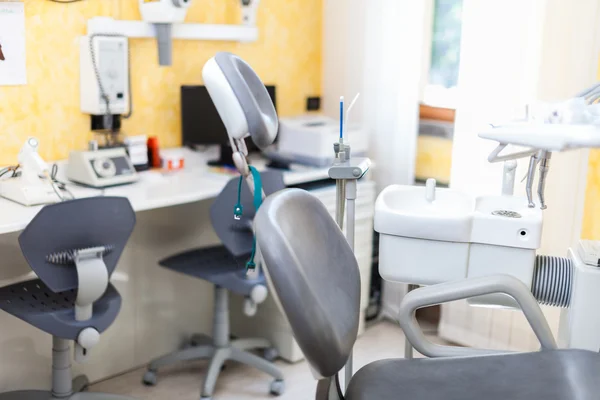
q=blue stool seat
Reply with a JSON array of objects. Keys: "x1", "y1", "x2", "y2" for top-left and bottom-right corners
[
  {"x1": 0, "y1": 278, "x2": 121, "y2": 340},
  {"x1": 159, "y1": 245, "x2": 266, "y2": 297}
]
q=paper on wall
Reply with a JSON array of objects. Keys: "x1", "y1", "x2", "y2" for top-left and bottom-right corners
[{"x1": 0, "y1": 2, "x2": 26, "y2": 86}]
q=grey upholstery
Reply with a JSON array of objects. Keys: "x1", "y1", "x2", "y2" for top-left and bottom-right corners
[
  {"x1": 0, "y1": 279, "x2": 120, "y2": 339},
  {"x1": 18, "y1": 196, "x2": 136, "y2": 292},
  {"x1": 0, "y1": 197, "x2": 135, "y2": 339},
  {"x1": 159, "y1": 246, "x2": 266, "y2": 297},
  {"x1": 255, "y1": 189, "x2": 361, "y2": 378},
  {"x1": 346, "y1": 350, "x2": 600, "y2": 400},
  {"x1": 254, "y1": 188, "x2": 600, "y2": 400},
  {"x1": 210, "y1": 170, "x2": 285, "y2": 257},
  {"x1": 214, "y1": 52, "x2": 278, "y2": 150},
  {"x1": 0, "y1": 197, "x2": 137, "y2": 400}
]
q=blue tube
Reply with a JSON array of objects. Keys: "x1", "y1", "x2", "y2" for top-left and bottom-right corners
[{"x1": 339, "y1": 98, "x2": 344, "y2": 139}]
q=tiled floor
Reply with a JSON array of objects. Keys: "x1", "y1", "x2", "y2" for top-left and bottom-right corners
[{"x1": 90, "y1": 320, "x2": 419, "y2": 400}]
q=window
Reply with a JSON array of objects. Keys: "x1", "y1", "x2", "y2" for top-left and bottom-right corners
[{"x1": 423, "y1": 0, "x2": 464, "y2": 109}]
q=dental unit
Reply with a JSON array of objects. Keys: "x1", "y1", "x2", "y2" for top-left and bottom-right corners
[{"x1": 375, "y1": 88, "x2": 600, "y2": 351}]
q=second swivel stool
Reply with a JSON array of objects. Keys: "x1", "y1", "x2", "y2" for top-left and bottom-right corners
[{"x1": 142, "y1": 171, "x2": 285, "y2": 400}]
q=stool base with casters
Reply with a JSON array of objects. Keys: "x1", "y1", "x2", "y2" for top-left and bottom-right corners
[
  {"x1": 142, "y1": 284, "x2": 284, "y2": 399},
  {"x1": 0, "y1": 337, "x2": 135, "y2": 400}
]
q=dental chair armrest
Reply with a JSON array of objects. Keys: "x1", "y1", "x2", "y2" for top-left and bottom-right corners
[{"x1": 397, "y1": 275, "x2": 557, "y2": 358}]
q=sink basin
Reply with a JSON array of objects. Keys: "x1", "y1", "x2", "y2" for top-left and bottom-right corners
[
  {"x1": 375, "y1": 185, "x2": 474, "y2": 242},
  {"x1": 374, "y1": 182, "x2": 544, "y2": 291}
]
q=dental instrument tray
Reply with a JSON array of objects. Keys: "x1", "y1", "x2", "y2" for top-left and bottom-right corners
[{"x1": 480, "y1": 123, "x2": 600, "y2": 151}]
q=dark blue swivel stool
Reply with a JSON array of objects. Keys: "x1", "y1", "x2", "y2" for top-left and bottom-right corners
[
  {"x1": 142, "y1": 170, "x2": 285, "y2": 400},
  {"x1": 0, "y1": 197, "x2": 136, "y2": 400}
]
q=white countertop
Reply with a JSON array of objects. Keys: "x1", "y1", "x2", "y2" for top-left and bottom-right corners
[{"x1": 0, "y1": 147, "x2": 331, "y2": 235}]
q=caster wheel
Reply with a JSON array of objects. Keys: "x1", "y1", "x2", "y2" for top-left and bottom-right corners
[
  {"x1": 142, "y1": 370, "x2": 157, "y2": 386},
  {"x1": 263, "y1": 347, "x2": 279, "y2": 362},
  {"x1": 270, "y1": 379, "x2": 285, "y2": 396}
]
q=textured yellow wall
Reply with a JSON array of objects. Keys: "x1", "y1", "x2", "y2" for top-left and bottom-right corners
[
  {"x1": 0, "y1": 0, "x2": 322, "y2": 164},
  {"x1": 582, "y1": 59, "x2": 600, "y2": 239},
  {"x1": 583, "y1": 150, "x2": 600, "y2": 239},
  {"x1": 414, "y1": 135, "x2": 453, "y2": 185}
]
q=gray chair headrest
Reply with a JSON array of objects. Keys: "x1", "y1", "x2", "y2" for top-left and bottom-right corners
[
  {"x1": 210, "y1": 52, "x2": 278, "y2": 150},
  {"x1": 255, "y1": 189, "x2": 361, "y2": 378},
  {"x1": 18, "y1": 197, "x2": 136, "y2": 293}
]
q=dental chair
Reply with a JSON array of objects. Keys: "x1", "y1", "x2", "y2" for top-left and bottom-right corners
[
  {"x1": 142, "y1": 170, "x2": 285, "y2": 400},
  {"x1": 255, "y1": 188, "x2": 600, "y2": 400},
  {"x1": 0, "y1": 196, "x2": 136, "y2": 400}
]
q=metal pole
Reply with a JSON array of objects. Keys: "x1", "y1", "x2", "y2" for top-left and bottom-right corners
[
  {"x1": 343, "y1": 179, "x2": 357, "y2": 388},
  {"x1": 335, "y1": 179, "x2": 346, "y2": 229}
]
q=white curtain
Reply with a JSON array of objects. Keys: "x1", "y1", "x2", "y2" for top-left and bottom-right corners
[
  {"x1": 441, "y1": 0, "x2": 600, "y2": 350},
  {"x1": 322, "y1": 0, "x2": 428, "y2": 317}
]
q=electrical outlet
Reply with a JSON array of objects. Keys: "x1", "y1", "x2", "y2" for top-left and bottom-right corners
[{"x1": 306, "y1": 96, "x2": 321, "y2": 111}]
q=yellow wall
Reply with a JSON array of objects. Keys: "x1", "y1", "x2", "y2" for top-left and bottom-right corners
[
  {"x1": 582, "y1": 59, "x2": 600, "y2": 239},
  {"x1": 0, "y1": 0, "x2": 322, "y2": 164},
  {"x1": 583, "y1": 150, "x2": 600, "y2": 239},
  {"x1": 415, "y1": 135, "x2": 453, "y2": 185}
]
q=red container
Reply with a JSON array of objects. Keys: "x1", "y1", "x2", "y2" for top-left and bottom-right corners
[{"x1": 147, "y1": 136, "x2": 161, "y2": 168}]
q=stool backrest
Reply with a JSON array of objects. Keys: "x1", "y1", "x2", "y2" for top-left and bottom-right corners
[
  {"x1": 18, "y1": 197, "x2": 136, "y2": 293},
  {"x1": 210, "y1": 170, "x2": 284, "y2": 257},
  {"x1": 255, "y1": 188, "x2": 361, "y2": 378}
]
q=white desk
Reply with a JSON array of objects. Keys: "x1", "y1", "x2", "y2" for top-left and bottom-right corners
[
  {"x1": 0, "y1": 147, "x2": 331, "y2": 235},
  {"x1": 0, "y1": 146, "x2": 336, "y2": 389}
]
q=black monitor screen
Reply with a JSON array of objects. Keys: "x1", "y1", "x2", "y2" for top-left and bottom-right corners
[{"x1": 181, "y1": 85, "x2": 276, "y2": 150}]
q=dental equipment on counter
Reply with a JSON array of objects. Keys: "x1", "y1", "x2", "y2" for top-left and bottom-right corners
[
  {"x1": 124, "y1": 135, "x2": 149, "y2": 171},
  {"x1": 375, "y1": 86, "x2": 600, "y2": 352},
  {"x1": 0, "y1": 137, "x2": 63, "y2": 206},
  {"x1": 67, "y1": 142, "x2": 138, "y2": 188}
]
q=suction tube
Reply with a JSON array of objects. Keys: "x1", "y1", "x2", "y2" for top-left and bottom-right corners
[
  {"x1": 155, "y1": 23, "x2": 173, "y2": 66},
  {"x1": 531, "y1": 255, "x2": 573, "y2": 308}
]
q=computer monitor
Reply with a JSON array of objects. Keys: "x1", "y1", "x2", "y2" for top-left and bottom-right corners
[{"x1": 181, "y1": 84, "x2": 277, "y2": 166}]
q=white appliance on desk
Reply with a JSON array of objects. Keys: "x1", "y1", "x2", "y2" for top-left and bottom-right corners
[
  {"x1": 0, "y1": 137, "x2": 59, "y2": 206},
  {"x1": 67, "y1": 147, "x2": 138, "y2": 188},
  {"x1": 275, "y1": 116, "x2": 369, "y2": 167}
]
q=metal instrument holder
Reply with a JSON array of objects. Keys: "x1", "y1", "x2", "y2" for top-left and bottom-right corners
[{"x1": 329, "y1": 141, "x2": 371, "y2": 391}]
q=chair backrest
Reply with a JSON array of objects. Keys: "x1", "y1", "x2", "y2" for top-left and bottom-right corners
[
  {"x1": 210, "y1": 170, "x2": 285, "y2": 257},
  {"x1": 255, "y1": 188, "x2": 361, "y2": 378},
  {"x1": 203, "y1": 52, "x2": 279, "y2": 150},
  {"x1": 18, "y1": 196, "x2": 136, "y2": 293}
]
